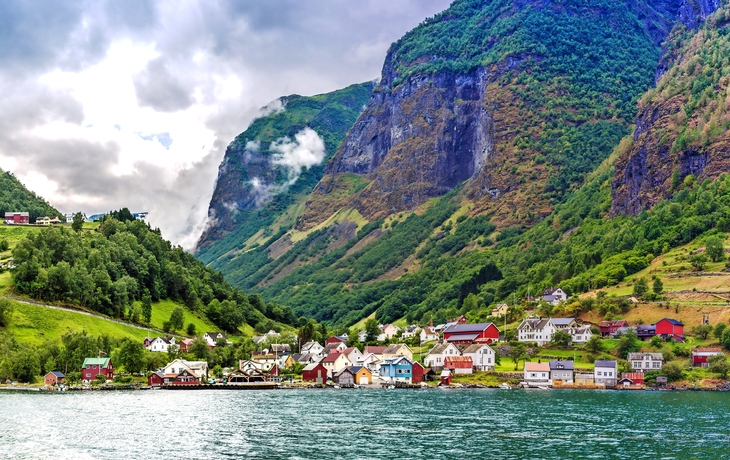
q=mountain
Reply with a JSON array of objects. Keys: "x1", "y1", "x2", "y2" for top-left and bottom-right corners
[
  {"x1": 612, "y1": 4, "x2": 730, "y2": 215},
  {"x1": 0, "y1": 169, "x2": 63, "y2": 222},
  {"x1": 196, "y1": 82, "x2": 375, "y2": 263},
  {"x1": 199, "y1": 0, "x2": 727, "y2": 327}
]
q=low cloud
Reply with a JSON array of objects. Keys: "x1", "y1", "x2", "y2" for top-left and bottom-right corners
[
  {"x1": 133, "y1": 57, "x2": 194, "y2": 112},
  {"x1": 270, "y1": 127, "x2": 325, "y2": 185}
]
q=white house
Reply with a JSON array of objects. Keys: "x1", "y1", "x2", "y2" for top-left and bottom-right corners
[
  {"x1": 204, "y1": 332, "x2": 229, "y2": 347},
  {"x1": 462, "y1": 344, "x2": 495, "y2": 371},
  {"x1": 541, "y1": 288, "x2": 568, "y2": 305},
  {"x1": 420, "y1": 327, "x2": 439, "y2": 343},
  {"x1": 301, "y1": 341, "x2": 324, "y2": 357},
  {"x1": 523, "y1": 362, "x2": 551, "y2": 386},
  {"x1": 517, "y1": 318, "x2": 557, "y2": 346},
  {"x1": 322, "y1": 352, "x2": 352, "y2": 378},
  {"x1": 163, "y1": 359, "x2": 208, "y2": 382},
  {"x1": 628, "y1": 352, "x2": 663, "y2": 372},
  {"x1": 424, "y1": 343, "x2": 460, "y2": 368},
  {"x1": 569, "y1": 326, "x2": 593, "y2": 344},
  {"x1": 594, "y1": 360, "x2": 617, "y2": 387},
  {"x1": 402, "y1": 325, "x2": 419, "y2": 338},
  {"x1": 357, "y1": 353, "x2": 382, "y2": 375},
  {"x1": 146, "y1": 337, "x2": 177, "y2": 353},
  {"x1": 381, "y1": 324, "x2": 401, "y2": 340},
  {"x1": 342, "y1": 347, "x2": 363, "y2": 364}
]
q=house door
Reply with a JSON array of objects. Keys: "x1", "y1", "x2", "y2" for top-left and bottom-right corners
[
  {"x1": 359, "y1": 375, "x2": 368, "y2": 385},
  {"x1": 316, "y1": 370, "x2": 323, "y2": 385}
]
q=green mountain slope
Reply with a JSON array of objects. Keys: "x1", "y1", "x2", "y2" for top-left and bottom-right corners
[{"x1": 0, "y1": 170, "x2": 63, "y2": 222}]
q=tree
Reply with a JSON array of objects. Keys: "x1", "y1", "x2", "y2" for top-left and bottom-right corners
[
  {"x1": 72, "y1": 212, "x2": 85, "y2": 232},
  {"x1": 632, "y1": 277, "x2": 648, "y2": 297},
  {"x1": 167, "y1": 344, "x2": 181, "y2": 362},
  {"x1": 117, "y1": 340, "x2": 146, "y2": 374},
  {"x1": 235, "y1": 338, "x2": 255, "y2": 361},
  {"x1": 141, "y1": 294, "x2": 152, "y2": 324},
  {"x1": 584, "y1": 335, "x2": 604, "y2": 354},
  {"x1": 551, "y1": 330, "x2": 572, "y2": 347},
  {"x1": 297, "y1": 321, "x2": 315, "y2": 350},
  {"x1": 650, "y1": 335, "x2": 663, "y2": 349},
  {"x1": 705, "y1": 237, "x2": 725, "y2": 263},
  {"x1": 212, "y1": 365, "x2": 223, "y2": 379},
  {"x1": 652, "y1": 277, "x2": 664, "y2": 295},
  {"x1": 365, "y1": 318, "x2": 380, "y2": 343},
  {"x1": 169, "y1": 307, "x2": 184, "y2": 332},
  {"x1": 186, "y1": 323, "x2": 196, "y2": 336},
  {"x1": 189, "y1": 338, "x2": 210, "y2": 360},
  {"x1": 690, "y1": 253, "x2": 708, "y2": 271},
  {"x1": 11, "y1": 346, "x2": 40, "y2": 383},
  {"x1": 0, "y1": 298, "x2": 13, "y2": 327},
  {"x1": 0, "y1": 239, "x2": 8, "y2": 251},
  {"x1": 721, "y1": 328, "x2": 730, "y2": 351},
  {"x1": 709, "y1": 354, "x2": 730, "y2": 379},
  {"x1": 615, "y1": 329, "x2": 640, "y2": 359},
  {"x1": 715, "y1": 323, "x2": 727, "y2": 340},
  {"x1": 508, "y1": 343, "x2": 528, "y2": 371},
  {"x1": 692, "y1": 324, "x2": 712, "y2": 340},
  {"x1": 661, "y1": 362, "x2": 684, "y2": 382}
]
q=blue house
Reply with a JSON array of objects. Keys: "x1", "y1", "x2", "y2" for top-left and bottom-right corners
[{"x1": 379, "y1": 357, "x2": 413, "y2": 383}]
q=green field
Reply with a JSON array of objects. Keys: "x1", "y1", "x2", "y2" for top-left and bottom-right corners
[
  {"x1": 143, "y1": 299, "x2": 217, "y2": 336},
  {"x1": 6, "y1": 300, "x2": 150, "y2": 346}
]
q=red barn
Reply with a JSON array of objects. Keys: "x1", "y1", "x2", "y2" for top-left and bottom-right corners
[
  {"x1": 691, "y1": 348, "x2": 724, "y2": 367},
  {"x1": 619, "y1": 372, "x2": 645, "y2": 386},
  {"x1": 412, "y1": 361, "x2": 426, "y2": 383},
  {"x1": 655, "y1": 318, "x2": 684, "y2": 340},
  {"x1": 440, "y1": 369, "x2": 452, "y2": 386},
  {"x1": 325, "y1": 336, "x2": 347, "y2": 346},
  {"x1": 148, "y1": 371, "x2": 164, "y2": 387},
  {"x1": 302, "y1": 363, "x2": 327, "y2": 384},
  {"x1": 599, "y1": 320, "x2": 629, "y2": 337},
  {"x1": 82, "y1": 357, "x2": 113, "y2": 381},
  {"x1": 4, "y1": 212, "x2": 29, "y2": 224},
  {"x1": 444, "y1": 356, "x2": 473, "y2": 374},
  {"x1": 443, "y1": 323, "x2": 500, "y2": 344}
]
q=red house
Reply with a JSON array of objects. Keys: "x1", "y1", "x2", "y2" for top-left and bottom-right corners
[
  {"x1": 179, "y1": 338, "x2": 194, "y2": 353},
  {"x1": 599, "y1": 320, "x2": 629, "y2": 337},
  {"x1": 44, "y1": 371, "x2": 65, "y2": 386},
  {"x1": 82, "y1": 357, "x2": 113, "y2": 381},
  {"x1": 148, "y1": 371, "x2": 164, "y2": 387},
  {"x1": 691, "y1": 348, "x2": 724, "y2": 367},
  {"x1": 412, "y1": 361, "x2": 426, "y2": 383},
  {"x1": 4, "y1": 212, "x2": 29, "y2": 225},
  {"x1": 444, "y1": 356, "x2": 473, "y2": 374},
  {"x1": 440, "y1": 369, "x2": 452, "y2": 386},
  {"x1": 302, "y1": 362, "x2": 327, "y2": 383},
  {"x1": 655, "y1": 318, "x2": 684, "y2": 340},
  {"x1": 443, "y1": 323, "x2": 500, "y2": 344},
  {"x1": 619, "y1": 372, "x2": 645, "y2": 386},
  {"x1": 325, "y1": 336, "x2": 347, "y2": 346}
]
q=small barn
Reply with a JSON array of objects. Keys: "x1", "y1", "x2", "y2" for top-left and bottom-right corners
[
  {"x1": 333, "y1": 368, "x2": 356, "y2": 385},
  {"x1": 440, "y1": 369, "x2": 452, "y2": 386},
  {"x1": 302, "y1": 363, "x2": 327, "y2": 384},
  {"x1": 147, "y1": 371, "x2": 164, "y2": 387},
  {"x1": 44, "y1": 371, "x2": 65, "y2": 386},
  {"x1": 444, "y1": 356, "x2": 473, "y2": 375}
]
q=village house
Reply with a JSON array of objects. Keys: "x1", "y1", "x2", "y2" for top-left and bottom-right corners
[
  {"x1": 517, "y1": 318, "x2": 556, "y2": 346},
  {"x1": 268, "y1": 344, "x2": 291, "y2": 355},
  {"x1": 148, "y1": 370, "x2": 164, "y2": 387},
  {"x1": 356, "y1": 352, "x2": 382, "y2": 375},
  {"x1": 628, "y1": 352, "x2": 664, "y2": 372},
  {"x1": 380, "y1": 324, "x2": 401, "y2": 340},
  {"x1": 300, "y1": 341, "x2": 324, "y2": 357},
  {"x1": 325, "y1": 335, "x2": 348, "y2": 346},
  {"x1": 491, "y1": 303, "x2": 509, "y2": 317},
  {"x1": 251, "y1": 353, "x2": 278, "y2": 372},
  {"x1": 4, "y1": 212, "x2": 29, "y2": 225},
  {"x1": 570, "y1": 326, "x2": 593, "y2": 344},
  {"x1": 295, "y1": 353, "x2": 320, "y2": 365},
  {"x1": 691, "y1": 348, "x2": 725, "y2": 367},
  {"x1": 412, "y1": 361, "x2": 428, "y2": 383},
  {"x1": 163, "y1": 359, "x2": 208, "y2": 384},
  {"x1": 636, "y1": 324, "x2": 657, "y2": 341},
  {"x1": 358, "y1": 330, "x2": 368, "y2": 342},
  {"x1": 424, "y1": 343, "x2": 461, "y2": 368},
  {"x1": 549, "y1": 360, "x2": 574, "y2": 384},
  {"x1": 170, "y1": 369, "x2": 200, "y2": 385},
  {"x1": 655, "y1": 318, "x2": 685, "y2": 341},
  {"x1": 82, "y1": 358, "x2": 114, "y2": 381},
  {"x1": 443, "y1": 322, "x2": 500, "y2": 344},
  {"x1": 281, "y1": 354, "x2": 296, "y2": 369},
  {"x1": 302, "y1": 363, "x2": 328, "y2": 384},
  {"x1": 420, "y1": 327, "x2": 439, "y2": 343},
  {"x1": 36, "y1": 216, "x2": 62, "y2": 225},
  {"x1": 323, "y1": 342, "x2": 347, "y2": 355},
  {"x1": 178, "y1": 338, "x2": 194, "y2": 353},
  {"x1": 239, "y1": 360, "x2": 263, "y2": 372},
  {"x1": 402, "y1": 325, "x2": 420, "y2": 338},
  {"x1": 541, "y1": 288, "x2": 568, "y2": 305},
  {"x1": 551, "y1": 317, "x2": 579, "y2": 331},
  {"x1": 350, "y1": 366, "x2": 373, "y2": 385},
  {"x1": 204, "y1": 332, "x2": 229, "y2": 347},
  {"x1": 619, "y1": 373, "x2": 645, "y2": 386},
  {"x1": 462, "y1": 343, "x2": 495, "y2": 372},
  {"x1": 575, "y1": 373, "x2": 595, "y2": 385},
  {"x1": 44, "y1": 371, "x2": 65, "y2": 386},
  {"x1": 444, "y1": 356, "x2": 473, "y2": 375},
  {"x1": 342, "y1": 347, "x2": 363, "y2": 364},
  {"x1": 146, "y1": 336, "x2": 177, "y2": 353},
  {"x1": 322, "y1": 352, "x2": 352, "y2": 378},
  {"x1": 523, "y1": 362, "x2": 551, "y2": 386},
  {"x1": 253, "y1": 329, "x2": 281, "y2": 345},
  {"x1": 380, "y1": 356, "x2": 413, "y2": 383},
  {"x1": 382, "y1": 343, "x2": 413, "y2": 361},
  {"x1": 594, "y1": 360, "x2": 617, "y2": 387},
  {"x1": 599, "y1": 320, "x2": 629, "y2": 337}
]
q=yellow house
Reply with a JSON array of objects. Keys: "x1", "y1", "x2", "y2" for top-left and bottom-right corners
[
  {"x1": 491, "y1": 303, "x2": 509, "y2": 317},
  {"x1": 382, "y1": 343, "x2": 413, "y2": 361},
  {"x1": 283, "y1": 354, "x2": 296, "y2": 369},
  {"x1": 352, "y1": 366, "x2": 372, "y2": 385}
]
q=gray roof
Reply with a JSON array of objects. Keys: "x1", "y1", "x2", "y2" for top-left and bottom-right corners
[
  {"x1": 445, "y1": 333, "x2": 479, "y2": 342},
  {"x1": 462, "y1": 344, "x2": 492, "y2": 354},
  {"x1": 427, "y1": 343, "x2": 450, "y2": 355},
  {"x1": 549, "y1": 360, "x2": 574, "y2": 371},
  {"x1": 595, "y1": 360, "x2": 617, "y2": 368},
  {"x1": 383, "y1": 344, "x2": 407, "y2": 354},
  {"x1": 518, "y1": 319, "x2": 551, "y2": 330},
  {"x1": 443, "y1": 323, "x2": 495, "y2": 334},
  {"x1": 627, "y1": 352, "x2": 663, "y2": 361},
  {"x1": 551, "y1": 318, "x2": 576, "y2": 326},
  {"x1": 302, "y1": 363, "x2": 323, "y2": 371}
]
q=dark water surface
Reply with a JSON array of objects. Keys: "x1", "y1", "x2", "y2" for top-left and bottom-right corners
[{"x1": 1, "y1": 388, "x2": 728, "y2": 459}]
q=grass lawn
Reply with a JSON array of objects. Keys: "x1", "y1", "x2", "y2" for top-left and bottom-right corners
[
  {"x1": 0, "y1": 271, "x2": 12, "y2": 294},
  {"x1": 6, "y1": 300, "x2": 150, "y2": 346},
  {"x1": 141, "y1": 299, "x2": 216, "y2": 337}
]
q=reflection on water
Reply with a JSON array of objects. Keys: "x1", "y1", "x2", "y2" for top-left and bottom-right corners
[{"x1": 0, "y1": 389, "x2": 728, "y2": 459}]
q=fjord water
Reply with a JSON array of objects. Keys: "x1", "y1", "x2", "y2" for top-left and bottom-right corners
[{"x1": 1, "y1": 389, "x2": 727, "y2": 459}]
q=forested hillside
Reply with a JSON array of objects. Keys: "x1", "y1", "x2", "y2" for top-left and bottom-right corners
[
  {"x1": 0, "y1": 170, "x2": 63, "y2": 222},
  {"x1": 11, "y1": 214, "x2": 300, "y2": 334}
]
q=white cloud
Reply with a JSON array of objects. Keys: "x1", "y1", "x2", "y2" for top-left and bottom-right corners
[{"x1": 271, "y1": 128, "x2": 326, "y2": 185}]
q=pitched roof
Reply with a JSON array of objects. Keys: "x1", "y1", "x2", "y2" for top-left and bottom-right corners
[
  {"x1": 524, "y1": 362, "x2": 550, "y2": 372},
  {"x1": 595, "y1": 360, "x2": 617, "y2": 368},
  {"x1": 383, "y1": 344, "x2": 408, "y2": 354},
  {"x1": 656, "y1": 318, "x2": 684, "y2": 326},
  {"x1": 82, "y1": 358, "x2": 111, "y2": 368},
  {"x1": 322, "y1": 352, "x2": 344, "y2": 363},
  {"x1": 693, "y1": 348, "x2": 723, "y2": 353},
  {"x1": 541, "y1": 288, "x2": 561, "y2": 295},
  {"x1": 444, "y1": 356, "x2": 472, "y2": 363},
  {"x1": 443, "y1": 323, "x2": 495, "y2": 334},
  {"x1": 518, "y1": 319, "x2": 551, "y2": 330},
  {"x1": 206, "y1": 332, "x2": 227, "y2": 339},
  {"x1": 349, "y1": 366, "x2": 369, "y2": 374},
  {"x1": 627, "y1": 352, "x2": 663, "y2": 360},
  {"x1": 48, "y1": 371, "x2": 65, "y2": 378},
  {"x1": 445, "y1": 333, "x2": 479, "y2": 342},
  {"x1": 551, "y1": 318, "x2": 576, "y2": 326},
  {"x1": 427, "y1": 343, "x2": 450, "y2": 355},
  {"x1": 549, "y1": 360, "x2": 574, "y2": 371},
  {"x1": 364, "y1": 346, "x2": 386, "y2": 354},
  {"x1": 462, "y1": 344, "x2": 493, "y2": 354},
  {"x1": 302, "y1": 362, "x2": 324, "y2": 371}
]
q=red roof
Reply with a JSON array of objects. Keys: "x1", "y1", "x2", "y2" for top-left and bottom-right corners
[
  {"x1": 693, "y1": 348, "x2": 722, "y2": 353},
  {"x1": 445, "y1": 356, "x2": 473, "y2": 363},
  {"x1": 364, "y1": 346, "x2": 387, "y2": 354},
  {"x1": 323, "y1": 352, "x2": 343, "y2": 363}
]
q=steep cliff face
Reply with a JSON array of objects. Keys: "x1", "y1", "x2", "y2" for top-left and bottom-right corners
[
  {"x1": 196, "y1": 82, "x2": 373, "y2": 259},
  {"x1": 297, "y1": 0, "x2": 678, "y2": 230},
  {"x1": 612, "y1": 5, "x2": 730, "y2": 215}
]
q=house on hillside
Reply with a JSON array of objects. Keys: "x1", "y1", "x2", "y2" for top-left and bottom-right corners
[
  {"x1": 323, "y1": 342, "x2": 347, "y2": 355},
  {"x1": 325, "y1": 335, "x2": 348, "y2": 346},
  {"x1": 636, "y1": 324, "x2": 657, "y2": 341},
  {"x1": 594, "y1": 360, "x2": 617, "y2": 387},
  {"x1": 691, "y1": 348, "x2": 724, "y2": 367},
  {"x1": 628, "y1": 352, "x2": 663, "y2": 373},
  {"x1": 541, "y1": 288, "x2": 567, "y2": 305},
  {"x1": 491, "y1": 304, "x2": 509, "y2": 317},
  {"x1": 4, "y1": 212, "x2": 29, "y2": 225},
  {"x1": 382, "y1": 344, "x2": 413, "y2": 361},
  {"x1": 356, "y1": 352, "x2": 382, "y2": 375},
  {"x1": 178, "y1": 338, "x2": 194, "y2": 354},
  {"x1": 424, "y1": 343, "x2": 460, "y2": 368},
  {"x1": 462, "y1": 344, "x2": 495, "y2": 372},
  {"x1": 146, "y1": 337, "x2": 177, "y2": 353},
  {"x1": 570, "y1": 326, "x2": 593, "y2": 344},
  {"x1": 44, "y1": 371, "x2": 65, "y2": 386},
  {"x1": 549, "y1": 360, "x2": 574, "y2": 384},
  {"x1": 655, "y1": 318, "x2": 684, "y2": 341},
  {"x1": 342, "y1": 347, "x2": 363, "y2": 364},
  {"x1": 204, "y1": 332, "x2": 229, "y2": 347},
  {"x1": 420, "y1": 327, "x2": 439, "y2": 343},
  {"x1": 381, "y1": 324, "x2": 401, "y2": 340},
  {"x1": 301, "y1": 341, "x2": 324, "y2": 357},
  {"x1": 517, "y1": 318, "x2": 556, "y2": 346},
  {"x1": 523, "y1": 362, "x2": 550, "y2": 386},
  {"x1": 402, "y1": 325, "x2": 420, "y2": 338},
  {"x1": 322, "y1": 352, "x2": 351, "y2": 378},
  {"x1": 599, "y1": 320, "x2": 629, "y2": 337},
  {"x1": 443, "y1": 323, "x2": 500, "y2": 344},
  {"x1": 82, "y1": 358, "x2": 114, "y2": 381}
]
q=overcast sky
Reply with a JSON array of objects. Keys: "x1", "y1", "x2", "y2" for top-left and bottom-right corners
[{"x1": 0, "y1": 0, "x2": 451, "y2": 249}]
